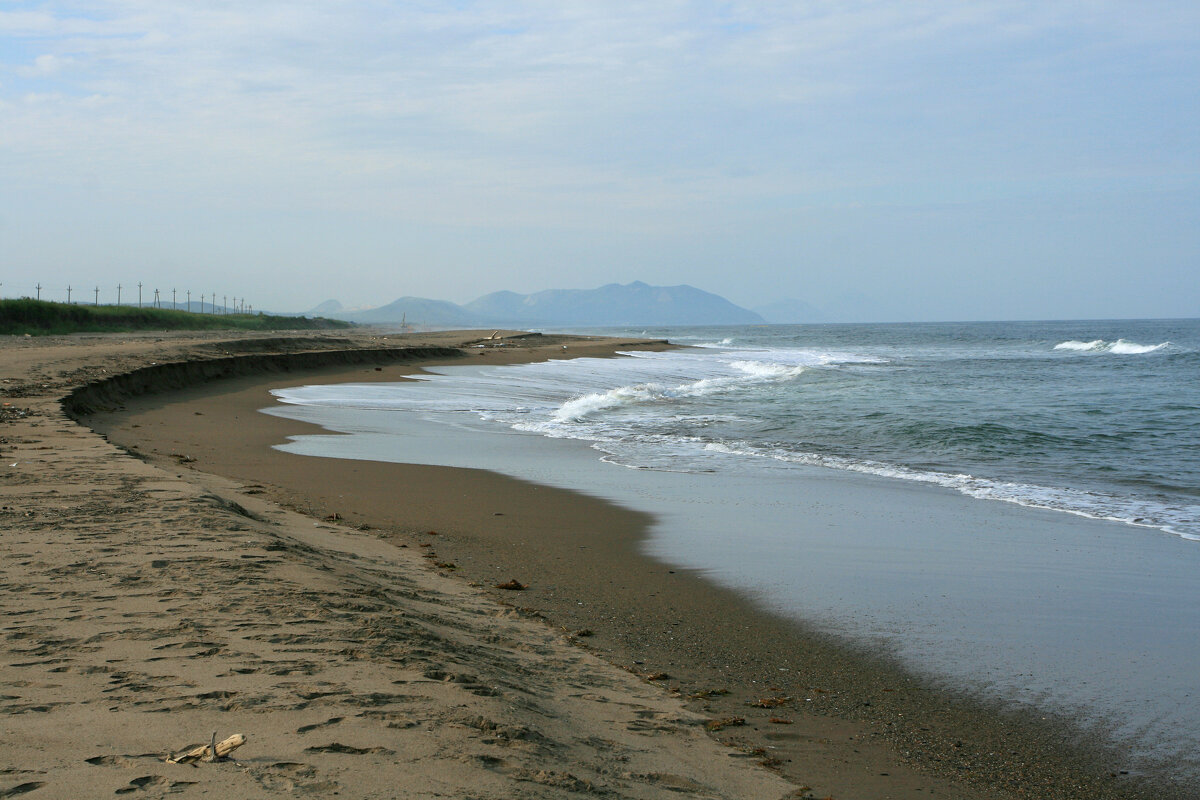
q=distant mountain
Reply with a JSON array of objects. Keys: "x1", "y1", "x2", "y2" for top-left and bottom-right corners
[
  {"x1": 339, "y1": 296, "x2": 489, "y2": 327},
  {"x1": 317, "y1": 282, "x2": 765, "y2": 328},
  {"x1": 464, "y1": 290, "x2": 524, "y2": 320},
  {"x1": 752, "y1": 297, "x2": 827, "y2": 324},
  {"x1": 464, "y1": 281, "x2": 764, "y2": 326},
  {"x1": 307, "y1": 299, "x2": 343, "y2": 315}
]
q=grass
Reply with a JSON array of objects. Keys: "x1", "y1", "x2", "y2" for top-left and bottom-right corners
[{"x1": 0, "y1": 298, "x2": 352, "y2": 336}]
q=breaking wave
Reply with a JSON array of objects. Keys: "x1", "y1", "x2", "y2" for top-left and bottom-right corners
[
  {"x1": 1054, "y1": 339, "x2": 1169, "y2": 354},
  {"x1": 550, "y1": 359, "x2": 807, "y2": 423}
]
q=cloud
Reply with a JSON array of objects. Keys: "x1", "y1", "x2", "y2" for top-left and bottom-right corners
[
  {"x1": 4, "y1": 4, "x2": 1195, "y2": 191},
  {"x1": 17, "y1": 53, "x2": 73, "y2": 77},
  {"x1": 1, "y1": 2, "x2": 1196, "y2": 314}
]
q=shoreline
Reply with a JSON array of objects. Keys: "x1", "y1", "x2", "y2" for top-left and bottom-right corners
[
  {"x1": 3, "y1": 329, "x2": 799, "y2": 800},
  {"x1": 77, "y1": 331, "x2": 1184, "y2": 800}
]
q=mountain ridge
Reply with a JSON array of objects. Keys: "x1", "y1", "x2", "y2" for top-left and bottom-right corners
[{"x1": 322, "y1": 282, "x2": 766, "y2": 327}]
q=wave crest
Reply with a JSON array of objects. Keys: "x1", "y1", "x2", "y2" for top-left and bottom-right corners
[
  {"x1": 729, "y1": 360, "x2": 808, "y2": 379},
  {"x1": 553, "y1": 384, "x2": 664, "y2": 422},
  {"x1": 1110, "y1": 339, "x2": 1169, "y2": 354},
  {"x1": 551, "y1": 359, "x2": 811, "y2": 423},
  {"x1": 1054, "y1": 339, "x2": 1105, "y2": 352},
  {"x1": 1054, "y1": 339, "x2": 1168, "y2": 355}
]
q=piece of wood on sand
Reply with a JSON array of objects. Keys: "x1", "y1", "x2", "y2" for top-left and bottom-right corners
[{"x1": 166, "y1": 732, "x2": 247, "y2": 765}]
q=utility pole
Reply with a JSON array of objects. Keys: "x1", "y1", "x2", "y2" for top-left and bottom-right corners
[
  {"x1": 138, "y1": 282, "x2": 143, "y2": 307},
  {"x1": 172, "y1": 289, "x2": 177, "y2": 310},
  {"x1": 117, "y1": 284, "x2": 122, "y2": 305},
  {"x1": 223, "y1": 295, "x2": 227, "y2": 315},
  {"x1": 94, "y1": 286, "x2": 99, "y2": 306},
  {"x1": 186, "y1": 290, "x2": 191, "y2": 311},
  {"x1": 67, "y1": 285, "x2": 72, "y2": 304},
  {"x1": 36, "y1": 283, "x2": 42, "y2": 300}
]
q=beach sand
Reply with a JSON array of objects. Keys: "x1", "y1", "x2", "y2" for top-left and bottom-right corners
[{"x1": 1, "y1": 330, "x2": 1171, "y2": 799}]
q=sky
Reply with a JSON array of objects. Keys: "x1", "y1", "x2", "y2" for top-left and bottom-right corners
[{"x1": 1, "y1": 2, "x2": 1197, "y2": 322}]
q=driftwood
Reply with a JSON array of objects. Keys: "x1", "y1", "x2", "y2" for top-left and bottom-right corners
[{"x1": 166, "y1": 732, "x2": 246, "y2": 765}]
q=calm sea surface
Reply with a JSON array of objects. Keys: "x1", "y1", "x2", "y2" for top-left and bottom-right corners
[{"x1": 267, "y1": 319, "x2": 1200, "y2": 775}]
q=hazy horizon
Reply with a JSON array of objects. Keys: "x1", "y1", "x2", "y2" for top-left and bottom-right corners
[{"x1": 3, "y1": 3, "x2": 1197, "y2": 322}]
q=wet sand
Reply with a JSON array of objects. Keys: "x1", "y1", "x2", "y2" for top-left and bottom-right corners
[{"x1": 73, "y1": 330, "x2": 1185, "y2": 800}]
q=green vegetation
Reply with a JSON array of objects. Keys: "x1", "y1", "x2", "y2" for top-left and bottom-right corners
[{"x1": 0, "y1": 298, "x2": 352, "y2": 336}]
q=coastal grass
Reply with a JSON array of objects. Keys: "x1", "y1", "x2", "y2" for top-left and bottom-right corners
[{"x1": 0, "y1": 298, "x2": 352, "y2": 336}]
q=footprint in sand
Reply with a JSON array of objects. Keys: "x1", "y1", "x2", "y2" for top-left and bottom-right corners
[
  {"x1": 114, "y1": 775, "x2": 195, "y2": 795},
  {"x1": 303, "y1": 743, "x2": 395, "y2": 755},
  {"x1": 296, "y1": 716, "x2": 344, "y2": 733},
  {"x1": 253, "y1": 763, "x2": 338, "y2": 794},
  {"x1": 83, "y1": 754, "x2": 160, "y2": 768}
]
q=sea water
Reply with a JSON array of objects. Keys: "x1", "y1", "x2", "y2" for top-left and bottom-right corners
[{"x1": 266, "y1": 318, "x2": 1200, "y2": 774}]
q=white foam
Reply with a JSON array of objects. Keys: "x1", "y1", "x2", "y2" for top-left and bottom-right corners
[
  {"x1": 730, "y1": 360, "x2": 810, "y2": 378},
  {"x1": 1110, "y1": 339, "x2": 1169, "y2": 355},
  {"x1": 702, "y1": 441, "x2": 1199, "y2": 541},
  {"x1": 1054, "y1": 339, "x2": 1169, "y2": 355},
  {"x1": 549, "y1": 361, "x2": 810, "y2": 423},
  {"x1": 1054, "y1": 340, "x2": 1105, "y2": 352},
  {"x1": 553, "y1": 383, "x2": 665, "y2": 422}
]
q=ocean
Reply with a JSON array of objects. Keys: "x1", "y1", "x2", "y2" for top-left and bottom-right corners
[{"x1": 266, "y1": 318, "x2": 1200, "y2": 775}]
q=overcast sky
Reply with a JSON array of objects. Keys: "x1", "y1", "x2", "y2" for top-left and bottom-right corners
[{"x1": 2, "y1": 2, "x2": 1197, "y2": 321}]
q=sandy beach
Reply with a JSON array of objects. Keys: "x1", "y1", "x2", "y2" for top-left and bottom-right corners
[{"x1": 1, "y1": 330, "x2": 1177, "y2": 799}]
